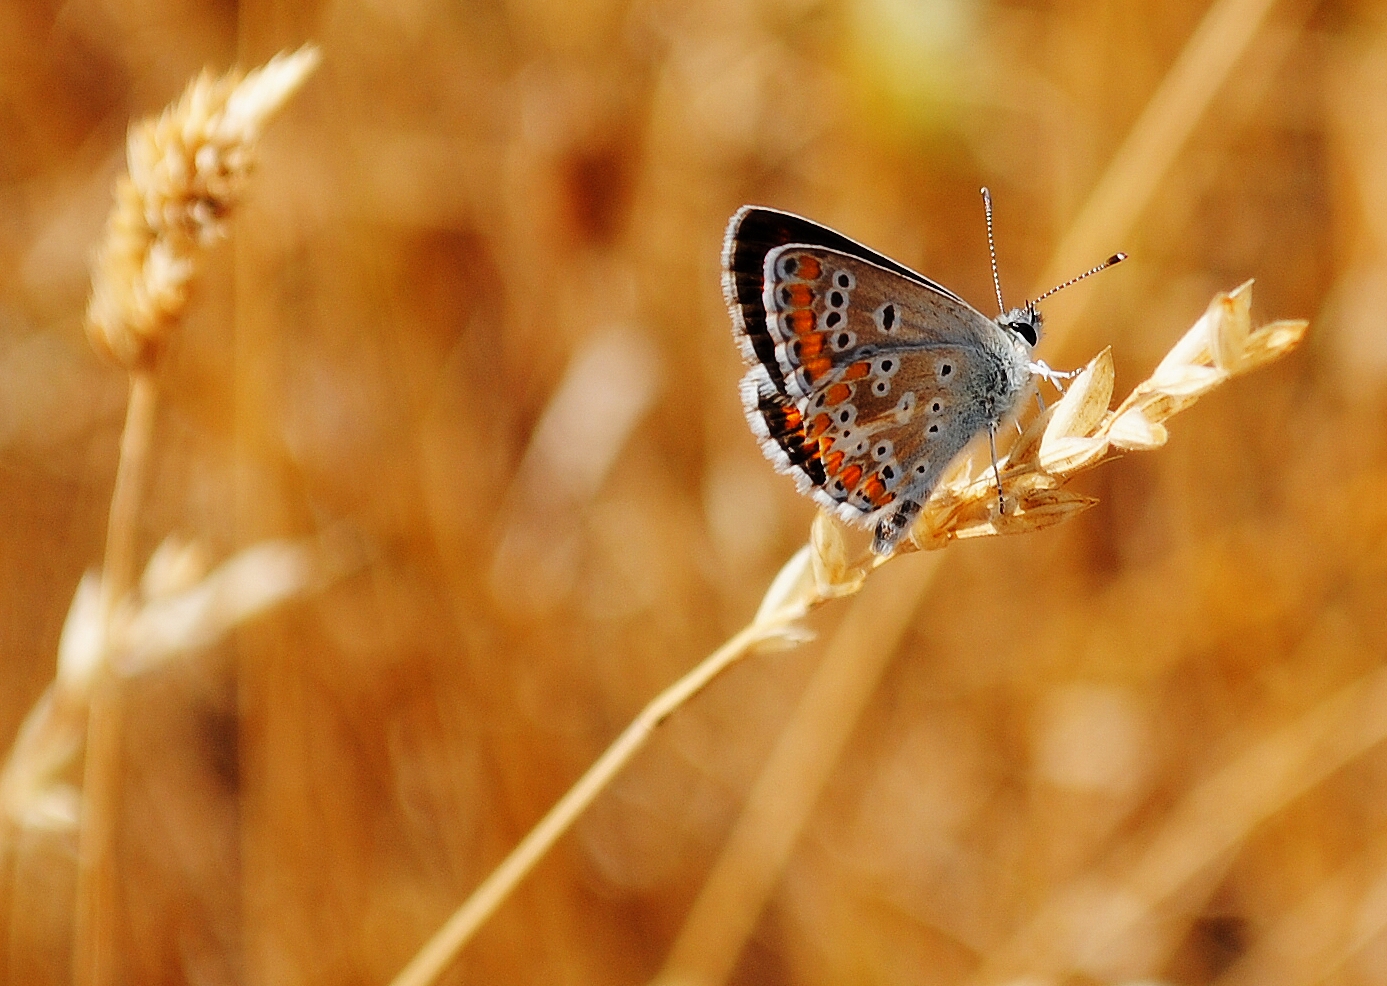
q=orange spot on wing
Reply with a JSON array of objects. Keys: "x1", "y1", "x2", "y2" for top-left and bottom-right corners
[
  {"x1": 859, "y1": 474, "x2": 894, "y2": 507},
  {"x1": 806, "y1": 413, "x2": 831, "y2": 438},
  {"x1": 798, "y1": 333, "x2": 825, "y2": 357},
  {"x1": 824, "y1": 450, "x2": 844, "y2": 475},
  {"x1": 840, "y1": 463, "x2": 864, "y2": 490},
  {"x1": 787, "y1": 310, "x2": 815, "y2": 335},
  {"x1": 824, "y1": 383, "x2": 852, "y2": 405},
  {"x1": 783, "y1": 283, "x2": 813, "y2": 307},
  {"x1": 801, "y1": 356, "x2": 830, "y2": 380},
  {"x1": 796, "y1": 256, "x2": 821, "y2": 280},
  {"x1": 844, "y1": 361, "x2": 870, "y2": 380}
]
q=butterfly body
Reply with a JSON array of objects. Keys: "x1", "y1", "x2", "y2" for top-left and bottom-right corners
[{"x1": 723, "y1": 205, "x2": 1043, "y2": 554}]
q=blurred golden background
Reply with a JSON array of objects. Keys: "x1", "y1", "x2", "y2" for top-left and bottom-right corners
[{"x1": 0, "y1": 0, "x2": 1382, "y2": 983}]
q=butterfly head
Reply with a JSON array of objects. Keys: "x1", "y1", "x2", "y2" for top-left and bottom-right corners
[{"x1": 997, "y1": 302, "x2": 1042, "y2": 348}]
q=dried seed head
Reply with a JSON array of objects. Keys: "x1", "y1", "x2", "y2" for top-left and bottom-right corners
[
  {"x1": 85, "y1": 45, "x2": 321, "y2": 369},
  {"x1": 889, "y1": 283, "x2": 1307, "y2": 554}
]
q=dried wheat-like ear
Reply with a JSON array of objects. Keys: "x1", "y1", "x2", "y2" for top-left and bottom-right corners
[
  {"x1": 85, "y1": 45, "x2": 321, "y2": 370},
  {"x1": 0, "y1": 535, "x2": 344, "y2": 831}
]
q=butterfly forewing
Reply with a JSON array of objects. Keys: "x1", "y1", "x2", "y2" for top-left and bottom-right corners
[{"x1": 761, "y1": 245, "x2": 1003, "y2": 398}]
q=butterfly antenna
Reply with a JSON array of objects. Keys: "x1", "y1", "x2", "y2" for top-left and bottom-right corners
[
  {"x1": 1032, "y1": 252, "x2": 1128, "y2": 306},
  {"x1": 981, "y1": 187, "x2": 1006, "y2": 315}
]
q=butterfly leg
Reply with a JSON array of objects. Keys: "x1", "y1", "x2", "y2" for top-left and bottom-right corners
[
  {"x1": 1027, "y1": 359, "x2": 1080, "y2": 394},
  {"x1": 988, "y1": 423, "x2": 1004, "y2": 515}
]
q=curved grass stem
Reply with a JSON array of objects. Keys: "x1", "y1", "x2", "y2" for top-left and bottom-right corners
[
  {"x1": 388, "y1": 619, "x2": 783, "y2": 986},
  {"x1": 73, "y1": 369, "x2": 159, "y2": 986}
]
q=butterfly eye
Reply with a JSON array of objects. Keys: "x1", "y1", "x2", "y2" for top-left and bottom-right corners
[{"x1": 998, "y1": 306, "x2": 1044, "y2": 347}]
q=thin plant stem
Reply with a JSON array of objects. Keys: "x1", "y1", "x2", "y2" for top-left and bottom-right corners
[
  {"x1": 658, "y1": 553, "x2": 944, "y2": 985},
  {"x1": 73, "y1": 369, "x2": 159, "y2": 986},
  {"x1": 72, "y1": 673, "x2": 122, "y2": 986},
  {"x1": 382, "y1": 271, "x2": 1309, "y2": 986},
  {"x1": 100, "y1": 371, "x2": 159, "y2": 617},
  {"x1": 388, "y1": 619, "x2": 776, "y2": 986}
]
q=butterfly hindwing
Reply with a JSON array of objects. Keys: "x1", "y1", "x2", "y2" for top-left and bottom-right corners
[{"x1": 798, "y1": 344, "x2": 997, "y2": 526}]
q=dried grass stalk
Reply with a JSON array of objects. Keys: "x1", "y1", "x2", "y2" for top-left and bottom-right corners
[
  {"x1": 0, "y1": 45, "x2": 325, "y2": 986},
  {"x1": 391, "y1": 282, "x2": 1308, "y2": 986}
]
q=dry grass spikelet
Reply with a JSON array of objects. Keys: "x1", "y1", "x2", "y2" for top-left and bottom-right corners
[
  {"x1": 85, "y1": 44, "x2": 321, "y2": 369},
  {"x1": 896, "y1": 280, "x2": 1307, "y2": 552},
  {"x1": 0, "y1": 534, "x2": 338, "y2": 832}
]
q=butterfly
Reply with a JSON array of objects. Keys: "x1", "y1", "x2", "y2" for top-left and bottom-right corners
[{"x1": 722, "y1": 190, "x2": 1124, "y2": 555}]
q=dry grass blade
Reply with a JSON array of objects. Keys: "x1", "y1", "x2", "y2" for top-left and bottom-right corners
[
  {"x1": 654, "y1": 285, "x2": 1303, "y2": 986},
  {"x1": 1033, "y1": 0, "x2": 1288, "y2": 340},
  {"x1": 0, "y1": 536, "x2": 335, "y2": 834}
]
